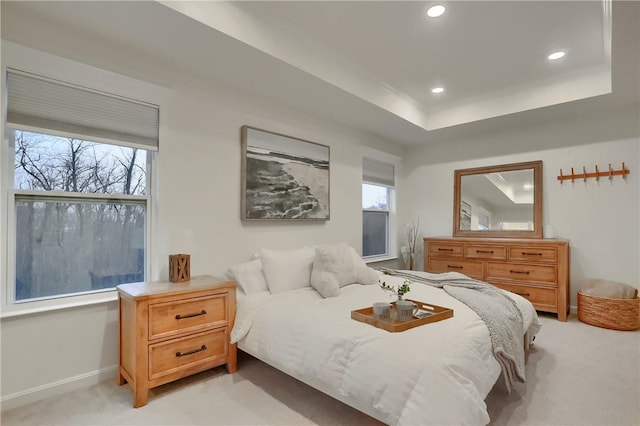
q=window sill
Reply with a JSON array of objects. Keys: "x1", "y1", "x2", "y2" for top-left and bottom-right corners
[
  {"x1": 364, "y1": 255, "x2": 398, "y2": 265},
  {"x1": 1, "y1": 290, "x2": 118, "y2": 319}
]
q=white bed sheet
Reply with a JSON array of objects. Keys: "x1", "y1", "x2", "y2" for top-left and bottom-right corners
[{"x1": 233, "y1": 274, "x2": 541, "y2": 426}]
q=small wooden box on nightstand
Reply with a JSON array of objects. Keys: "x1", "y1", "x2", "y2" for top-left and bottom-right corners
[{"x1": 117, "y1": 275, "x2": 237, "y2": 407}]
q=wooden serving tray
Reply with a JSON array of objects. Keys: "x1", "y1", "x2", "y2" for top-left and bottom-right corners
[{"x1": 351, "y1": 299, "x2": 453, "y2": 332}]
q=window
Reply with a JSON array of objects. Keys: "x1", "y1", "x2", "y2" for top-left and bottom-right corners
[
  {"x1": 362, "y1": 158, "x2": 395, "y2": 258},
  {"x1": 5, "y1": 69, "x2": 158, "y2": 305}
]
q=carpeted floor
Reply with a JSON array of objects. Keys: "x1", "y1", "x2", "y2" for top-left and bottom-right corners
[{"x1": 2, "y1": 313, "x2": 638, "y2": 425}]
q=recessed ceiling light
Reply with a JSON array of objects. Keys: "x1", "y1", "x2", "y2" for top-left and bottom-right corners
[
  {"x1": 548, "y1": 51, "x2": 566, "y2": 61},
  {"x1": 431, "y1": 87, "x2": 445, "y2": 94},
  {"x1": 427, "y1": 4, "x2": 446, "y2": 18}
]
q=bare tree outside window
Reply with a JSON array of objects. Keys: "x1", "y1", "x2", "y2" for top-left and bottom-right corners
[{"x1": 13, "y1": 131, "x2": 148, "y2": 301}]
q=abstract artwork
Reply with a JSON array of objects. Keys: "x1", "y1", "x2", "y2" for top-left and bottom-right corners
[{"x1": 241, "y1": 126, "x2": 330, "y2": 220}]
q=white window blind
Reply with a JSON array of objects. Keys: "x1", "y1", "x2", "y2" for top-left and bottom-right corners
[
  {"x1": 363, "y1": 157, "x2": 395, "y2": 187},
  {"x1": 6, "y1": 69, "x2": 159, "y2": 150}
]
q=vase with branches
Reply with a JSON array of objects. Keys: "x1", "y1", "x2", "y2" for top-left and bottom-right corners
[{"x1": 405, "y1": 218, "x2": 420, "y2": 270}]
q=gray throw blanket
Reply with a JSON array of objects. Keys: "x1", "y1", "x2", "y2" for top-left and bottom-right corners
[{"x1": 380, "y1": 269, "x2": 525, "y2": 393}]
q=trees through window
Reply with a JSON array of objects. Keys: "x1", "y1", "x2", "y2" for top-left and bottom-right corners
[{"x1": 11, "y1": 130, "x2": 148, "y2": 301}]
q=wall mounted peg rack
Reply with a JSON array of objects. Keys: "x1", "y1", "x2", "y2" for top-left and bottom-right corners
[{"x1": 557, "y1": 162, "x2": 630, "y2": 183}]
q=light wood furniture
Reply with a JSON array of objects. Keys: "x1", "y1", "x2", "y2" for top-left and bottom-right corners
[
  {"x1": 169, "y1": 254, "x2": 191, "y2": 283},
  {"x1": 117, "y1": 275, "x2": 236, "y2": 407},
  {"x1": 424, "y1": 237, "x2": 570, "y2": 321},
  {"x1": 351, "y1": 300, "x2": 453, "y2": 332}
]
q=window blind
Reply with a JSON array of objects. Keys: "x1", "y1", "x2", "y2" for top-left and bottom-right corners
[
  {"x1": 6, "y1": 69, "x2": 159, "y2": 150},
  {"x1": 363, "y1": 157, "x2": 395, "y2": 187}
]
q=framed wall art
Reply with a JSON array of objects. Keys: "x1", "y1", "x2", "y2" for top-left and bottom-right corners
[{"x1": 241, "y1": 125, "x2": 330, "y2": 220}]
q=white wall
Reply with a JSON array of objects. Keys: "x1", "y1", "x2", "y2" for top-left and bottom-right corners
[
  {"x1": 0, "y1": 41, "x2": 404, "y2": 408},
  {"x1": 154, "y1": 89, "x2": 390, "y2": 279},
  {"x1": 400, "y1": 108, "x2": 640, "y2": 308}
]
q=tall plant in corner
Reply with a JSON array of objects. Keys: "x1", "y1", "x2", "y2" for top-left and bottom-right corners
[{"x1": 406, "y1": 217, "x2": 420, "y2": 270}]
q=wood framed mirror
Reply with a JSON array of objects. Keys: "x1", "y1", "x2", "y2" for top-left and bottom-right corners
[{"x1": 453, "y1": 161, "x2": 543, "y2": 239}]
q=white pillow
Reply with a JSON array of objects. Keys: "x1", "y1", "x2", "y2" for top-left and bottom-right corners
[
  {"x1": 260, "y1": 247, "x2": 315, "y2": 294},
  {"x1": 311, "y1": 243, "x2": 380, "y2": 298},
  {"x1": 348, "y1": 247, "x2": 380, "y2": 285},
  {"x1": 227, "y1": 259, "x2": 269, "y2": 295},
  {"x1": 355, "y1": 263, "x2": 380, "y2": 285}
]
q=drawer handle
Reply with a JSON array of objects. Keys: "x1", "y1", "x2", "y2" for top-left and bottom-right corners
[
  {"x1": 176, "y1": 345, "x2": 207, "y2": 357},
  {"x1": 521, "y1": 252, "x2": 542, "y2": 256},
  {"x1": 510, "y1": 270, "x2": 530, "y2": 275},
  {"x1": 515, "y1": 292, "x2": 531, "y2": 297},
  {"x1": 438, "y1": 248, "x2": 454, "y2": 252},
  {"x1": 175, "y1": 310, "x2": 207, "y2": 320},
  {"x1": 447, "y1": 265, "x2": 463, "y2": 269},
  {"x1": 477, "y1": 250, "x2": 494, "y2": 254}
]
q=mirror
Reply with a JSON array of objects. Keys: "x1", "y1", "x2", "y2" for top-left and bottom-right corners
[{"x1": 453, "y1": 161, "x2": 542, "y2": 238}]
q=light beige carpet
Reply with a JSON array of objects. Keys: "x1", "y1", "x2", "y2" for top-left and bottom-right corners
[{"x1": 2, "y1": 313, "x2": 639, "y2": 425}]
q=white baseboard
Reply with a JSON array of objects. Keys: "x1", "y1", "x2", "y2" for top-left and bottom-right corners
[{"x1": 0, "y1": 365, "x2": 118, "y2": 411}]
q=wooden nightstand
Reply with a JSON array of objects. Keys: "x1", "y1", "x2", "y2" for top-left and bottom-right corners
[{"x1": 117, "y1": 275, "x2": 237, "y2": 407}]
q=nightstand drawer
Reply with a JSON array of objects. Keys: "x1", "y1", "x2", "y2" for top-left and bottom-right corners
[
  {"x1": 149, "y1": 294, "x2": 228, "y2": 340},
  {"x1": 148, "y1": 328, "x2": 228, "y2": 380},
  {"x1": 428, "y1": 259, "x2": 483, "y2": 279},
  {"x1": 487, "y1": 262, "x2": 556, "y2": 284}
]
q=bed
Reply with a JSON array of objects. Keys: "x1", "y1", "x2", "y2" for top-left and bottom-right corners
[{"x1": 229, "y1": 247, "x2": 541, "y2": 426}]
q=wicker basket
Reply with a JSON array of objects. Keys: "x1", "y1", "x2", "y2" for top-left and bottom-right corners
[{"x1": 577, "y1": 291, "x2": 640, "y2": 331}]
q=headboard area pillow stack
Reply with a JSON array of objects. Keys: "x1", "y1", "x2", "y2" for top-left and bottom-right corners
[
  {"x1": 227, "y1": 243, "x2": 379, "y2": 298},
  {"x1": 227, "y1": 259, "x2": 268, "y2": 295},
  {"x1": 260, "y1": 246, "x2": 316, "y2": 294},
  {"x1": 311, "y1": 242, "x2": 379, "y2": 297}
]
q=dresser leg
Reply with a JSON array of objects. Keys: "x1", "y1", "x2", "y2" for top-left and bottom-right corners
[
  {"x1": 117, "y1": 370, "x2": 127, "y2": 386},
  {"x1": 133, "y1": 386, "x2": 149, "y2": 408},
  {"x1": 558, "y1": 310, "x2": 568, "y2": 322}
]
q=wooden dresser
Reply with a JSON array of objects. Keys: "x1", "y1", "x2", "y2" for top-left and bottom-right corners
[
  {"x1": 424, "y1": 237, "x2": 570, "y2": 321},
  {"x1": 117, "y1": 275, "x2": 237, "y2": 407}
]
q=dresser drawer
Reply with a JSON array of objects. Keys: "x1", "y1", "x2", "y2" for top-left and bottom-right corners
[
  {"x1": 487, "y1": 262, "x2": 557, "y2": 284},
  {"x1": 508, "y1": 246, "x2": 557, "y2": 263},
  {"x1": 428, "y1": 259, "x2": 483, "y2": 279},
  {"x1": 428, "y1": 242, "x2": 463, "y2": 257},
  {"x1": 465, "y1": 244, "x2": 507, "y2": 260},
  {"x1": 494, "y1": 282, "x2": 557, "y2": 310},
  {"x1": 148, "y1": 328, "x2": 228, "y2": 380},
  {"x1": 149, "y1": 294, "x2": 228, "y2": 340}
]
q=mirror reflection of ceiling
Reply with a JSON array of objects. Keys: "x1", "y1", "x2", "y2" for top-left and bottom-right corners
[
  {"x1": 461, "y1": 169, "x2": 534, "y2": 211},
  {"x1": 1, "y1": 1, "x2": 633, "y2": 145},
  {"x1": 484, "y1": 171, "x2": 534, "y2": 205}
]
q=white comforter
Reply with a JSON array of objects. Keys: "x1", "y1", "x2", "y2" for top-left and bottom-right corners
[{"x1": 232, "y1": 274, "x2": 541, "y2": 426}]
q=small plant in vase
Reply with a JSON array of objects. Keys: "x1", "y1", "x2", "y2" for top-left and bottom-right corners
[{"x1": 379, "y1": 279, "x2": 411, "y2": 301}]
